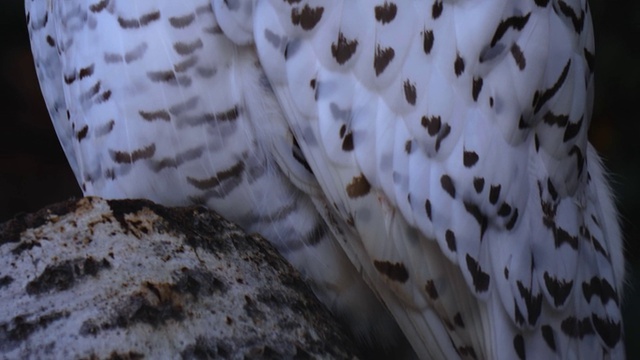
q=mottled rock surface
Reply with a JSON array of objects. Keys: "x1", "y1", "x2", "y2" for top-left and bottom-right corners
[{"x1": 0, "y1": 197, "x2": 359, "y2": 359}]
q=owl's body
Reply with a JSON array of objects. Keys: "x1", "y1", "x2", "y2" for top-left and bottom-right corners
[{"x1": 26, "y1": 0, "x2": 625, "y2": 358}]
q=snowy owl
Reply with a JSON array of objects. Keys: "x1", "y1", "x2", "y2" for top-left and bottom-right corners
[{"x1": 26, "y1": 0, "x2": 624, "y2": 358}]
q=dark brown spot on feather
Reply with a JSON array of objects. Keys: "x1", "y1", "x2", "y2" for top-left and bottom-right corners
[
  {"x1": 423, "y1": 30, "x2": 434, "y2": 54},
  {"x1": 472, "y1": 77, "x2": 483, "y2": 101},
  {"x1": 374, "y1": 45, "x2": 395, "y2": 76},
  {"x1": 373, "y1": 260, "x2": 409, "y2": 283},
  {"x1": 291, "y1": 5, "x2": 324, "y2": 30},
  {"x1": 421, "y1": 115, "x2": 441, "y2": 136},
  {"x1": 76, "y1": 125, "x2": 89, "y2": 142},
  {"x1": 463, "y1": 150, "x2": 479, "y2": 167},
  {"x1": 432, "y1": 1, "x2": 443, "y2": 19},
  {"x1": 466, "y1": 254, "x2": 490, "y2": 292},
  {"x1": 544, "y1": 272, "x2": 573, "y2": 307},
  {"x1": 425, "y1": 280, "x2": 439, "y2": 300},
  {"x1": 445, "y1": 230, "x2": 456, "y2": 252},
  {"x1": 403, "y1": 80, "x2": 416, "y2": 105},
  {"x1": 374, "y1": 2, "x2": 397, "y2": 24},
  {"x1": 474, "y1": 177, "x2": 485, "y2": 193},
  {"x1": 346, "y1": 174, "x2": 371, "y2": 198},
  {"x1": 441, "y1": 175, "x2": 455, "y2": 198},
  {"x1": 489, "y1": 185, "x2": 501, "y2": 204},
  {"x1": 331, "y1": 33, "x2": 358, "y2": 65},
  {"x1": 454, "y1": 54, "x2": 465, "y2": 76}
]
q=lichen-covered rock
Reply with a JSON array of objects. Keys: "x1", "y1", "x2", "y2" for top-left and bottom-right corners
[{"x1": 0, "y1": 197, "x2": 359, "y2": 359}]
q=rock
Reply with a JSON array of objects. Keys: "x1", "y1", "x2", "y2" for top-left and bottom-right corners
[{"x1": 0, "y1": 197, "x2": 359, "y2": 359}]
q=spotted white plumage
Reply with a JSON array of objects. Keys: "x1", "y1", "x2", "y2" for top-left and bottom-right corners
[{"x1": 27, "y1": 0, "x2": 625, "y2": 359}]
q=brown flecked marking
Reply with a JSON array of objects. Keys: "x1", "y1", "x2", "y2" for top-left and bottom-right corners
[
  {"x1": 374, "y1": 2, "x2": 397, "y2": 24},
  {"x1": 423, "y1": 29, "x2": 434, "y2": 54},
  {"x1": 291, "y1": 5, "x2": 324, "y2": 30},
  {"x1": 118, "y1": 10, "x2": 161, "y2": 29},
  {"x1": 174, "y1": 39, "x2": 203, "y2": 56},
  {"x1": 346, "y1": 174, "x2": 371, "y2": 198},
  {"x1": 110, "y1": 144, "x2": 156, "y2": 164},
  {"x1": 331, "y1": 33, "x2": 358, "y2": 65},
  {"x1": 405, "y1": 140, "x2": 412, "y2": 154},
  {"x1": 78, "y1": 64, "x2": 94, "y2": 79},
  {"x1": 76, "y1": 125, "x2": 89, "y2": 142},
  {"x1": 373, "y1": 260, "x2": 409, "y2": 283},
  {"x1": 187, "y1": 161, "x2": 245, "y2": 190},
  {"x1": 96, "y1": 90, "x2": 111, "y2": 103},
  {"x1": 169, "y1": 14, "x2": 196, "y2": 28},
  {"x1": 139, "y1": 110, "x2": 171, "y2": 122},
  {"x1": 123, "y1": 43, "x2": 148, "y2": 63},
  {"x1": 374, "y1": 45, "x2": 395, "y2": 76},
  {"x1": 432, "y1": 1, "x2": 443, "y2": 19},
  {"x1": 403, "y1": 80, "x2": 417, "y2": 105},
  {"x1": 89, "y1": 0, "x2": 109, "y2": 13}
]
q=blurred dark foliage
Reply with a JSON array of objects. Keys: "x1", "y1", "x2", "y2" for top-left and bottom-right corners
[{"x1": 1, "y1": 0, "x2": 638, "y2": 356}]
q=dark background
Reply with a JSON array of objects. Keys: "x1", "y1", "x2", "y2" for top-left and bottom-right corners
[{"x1": 1, "y1": 1, "x2": 638, "y2": 356}]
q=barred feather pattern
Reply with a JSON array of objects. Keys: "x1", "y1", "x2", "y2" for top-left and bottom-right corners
[
  {"x1": 25, "y1": 0, "x2": 406, "y2": 351},
  {"x1": 27, "y1": 0, "x2": 625, "y2": 358}
]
